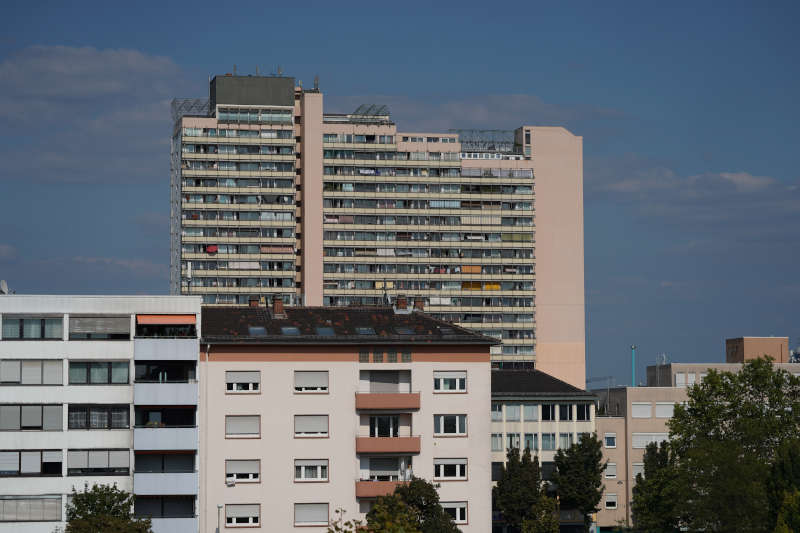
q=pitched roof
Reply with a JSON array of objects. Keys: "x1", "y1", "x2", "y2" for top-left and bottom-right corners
[
  {"x1": 201, "y1": 306, "x2": 498, "y2": 346},
  {"x1": 491, "y1": 369, "x2": 595, "y2": 398}
]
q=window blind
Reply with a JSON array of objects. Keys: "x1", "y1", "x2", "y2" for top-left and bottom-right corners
[
  {"x1": 42, "y1": 405, "x2": 62, "y2": 430},
  {"x1": 226, "y1": 460, "x2": 259, "y2": 474},
  {"x1": 227, "y1": 504, "x2": 259, "y2": 518},
  {"x1": 69, "y1": 316, "x2": 130, "y2": 335},
  {"x1": 369, "y1": 371, "x2": 399, "y2": 392},
  {"x1": 225, "y1": 371, "x2": 260, "y2": 383},
  {"x1": 67, "y1": 451, "x2": 88, "y2": 468},
  {"x1": 0, "y1": 360, "x2": 20, "y2": 382},
  {"x1": 434, "y1": 371, "x2": 466, "y2": 379},
  {"x1": 42, "y1": 451, "x2": 62, "y2": 463},
  {"x1": 294, "y1": 503, "x2": 328, "y2": 524},
  {"x1": 109, "y1": 451, "x2": 129, "y2": 468},
  {"x1": 42, "y1": 361, "x2": 62, "y2": 385},
  {"x1": 434, "y1": 458, "x2": 466, "y2": 465},
  {"x1": 0, "y1": 452, "x2": 19, "y2": 472},
  {"x1": 0, "y1": 406, "x2": 20, "y2": 430},
  {"x1": 369, "y1": 458, "x2": 399, "y2": 476},
  {"x1": 295, "y1": 371, "x2": 328, "y2": 388},
  {"x1": 225, "y1": 415, "x2": 259, "y2": 435},
  {"x1": 631, "y1": 403, "x2": 652, "y2": 418},
  {"x1": 655, "y1": 403, "x2": 675, "y2": 418},
  {"x1": 605, "y1": 463, "x2": 617, "y2": 477},
  {"x1": 89, "y1": 451, "x2": 108, "y2": 469},
  {"x1": 20, "y1": 451, "x2": 40, "y2": 473},
  {"x1": 21, "y1": 405, "x2": 42, "y2": 427},
  {"x1": 295, "y1": 415, "x2": 328, "y2": 434},
  {"x1": 294, "y1": 459, "x2": 326, "y2": 467},
  {"x1": 21, "y1": 361, "x2": 42, "y2": 385}
]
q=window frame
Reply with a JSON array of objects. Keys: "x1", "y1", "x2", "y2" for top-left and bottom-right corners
[
  {"x1": 225, "y1": 415, "x2": 261, "y2": 439},
  {"x1": 225, "y1": 459, "x2": 260, "y2": 483},
  {"x1": 293, "y1": 503, "x2": 329, "y2": 527},
  {"x1": 433, "y1": 458, "x2": 468, "y2": 481},
  {"x1": 294, "y1": 415, "x2": 329, "y2": 438},
  {"x1": 225, "y1": 370, "x2": 261, "y2": 394},
  {"x1": 293, "y1": 459, "x2": 329, "y2": 483},
  {"x1": 433, "y1": 371, "x2": 467, "y2": 393},
  {"x1": 1, "y1": 316, "x2": 63, "y2": 340},
  {"x1": 433, "y1": 414, "x2": 467, "y2": 437},
  {"x1": 604, "y1": 433, "x2": 617, "y2": 449},
  {"x1": 293, "y1": 371, "x2": 329, "y2": 394},
  {"x1": 605, "y1": 493, "x2": 618, "y2": 509},
  {"x1": 66, "y1": 449, "x2": 129, "y2": 476},
  {"x1": 0, "y1": 449, "x2": 63, "y2": 477},
  {"x1": 225, "y1": 503, "x2": 261, "y2": 528},
  {"x1": 605, "y1": 462, "x2": 617, "y2": 479},
  {"x1": 68, "y1": 361, "x2": 129, "y2": 385},
  {"x1": 68, "y1": 404, "x2": 129, "y2": 430},
  {"x1": 441, "y1": 501, "x2": 468, "y2": 525}
]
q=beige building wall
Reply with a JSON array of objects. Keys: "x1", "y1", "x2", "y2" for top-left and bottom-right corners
[
  {"x1": 300, "y1": 91, "x2": 325, "y2": 306},
  {"x1": 595, "y1": 416, "x2": 626, "y2": 527},
  {"x1": 529, "y1": 127, "x2": 585, "y2": 388},
  {"x1": 199, "y1": 346, "x2": 491, "y2": 532},
  {"x1": 726, "y1": 336, "x2": 789, "y2": 363}
]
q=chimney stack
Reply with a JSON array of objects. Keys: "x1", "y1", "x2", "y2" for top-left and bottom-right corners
[
  {"x1": 273, "y1": 295, "x2": 286, "y2": 318},
  {"x1": 396, "y1": 295, "x2": 407, "y2": 310},
  {"x1": 413, "y1": 297, "x2": 425, "y2": 311}
]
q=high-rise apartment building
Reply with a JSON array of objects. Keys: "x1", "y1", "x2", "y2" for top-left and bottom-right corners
[
  {"x1": 198, "y1": 300, "x2": 494, "y2": 532},
  {"x1": 0, "y1": 295, "x2": 201, "y2": 533},
  {"x1": 171, "y1": 74, "x2": 585, "y2": 386}
]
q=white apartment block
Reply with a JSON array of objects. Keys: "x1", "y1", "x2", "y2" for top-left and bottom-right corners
[
  {"x1": 0, "y1": 295, "x2": 200, "y2": 533},
  {"x1": 198, "y1": 300, "x2": 494, "y2": 531}
]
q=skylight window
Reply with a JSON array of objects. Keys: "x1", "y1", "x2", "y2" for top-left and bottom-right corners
[
  {"x1": 395, "y1": 327, "x2": 414, "y2": 335},
  {"x1": 355, "y1": 327, "x2": 375, "y2": 335},
  {"x1": 248, "y1": 326, "x2": 267, "y2": 336},
  {"x1": 281, "y1": 326, "x2": 300, "y2": 336},
  {"x1": 316, "y1": 327, "x2": 335, "y2": 336}
]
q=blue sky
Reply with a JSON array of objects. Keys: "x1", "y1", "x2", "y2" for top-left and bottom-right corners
[{"x1": 1, "y1": 1, "x2": 798, "y2": 385}]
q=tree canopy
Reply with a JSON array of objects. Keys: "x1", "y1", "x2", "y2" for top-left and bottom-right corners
[
  {"x1": 493, "y1": 447, "x2": 558, "y2": 533},
  {"x1": 551, "y1": 433, "x2": 605, "y2": 532},
  {"x1": 64, "y1": 483, "x2": 151, "y2": 533},
  {"x1": 630, "y1": 441, "x2": 680, "y2": 533}
]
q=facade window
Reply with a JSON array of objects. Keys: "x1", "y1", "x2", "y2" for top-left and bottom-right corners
[
  {"x1": 632, "y1": 433, "x2": 668, "y2": 449},
  {"x1": 68, "y1": 405, "x2": 128, "y2": 430},
  {"x1": 687, "y1": 373, "x2": 696, "y2": 386},
  {"x1": 1, "y1": 317, "x2": 63, "y2": 340},
  {"x1": 359, "y1": 350, "x2": 369, "y2": 363},
  {"x1": 134, "y1": 496, "x2": 194, "y2": 519},
  {"x1": 631, "y1": 402, "x2": 652, "y2": 418},
  {"x1": 541, "y1": 433, "x2": 556, "y2": 451},
  {"x1": 491, "y1": 433, "x2": 503, "y2": 452},
  {"x1": 369, "y1": 415, "x2": 399, "y2": 437},
  {"x1": 524, "y1": 433, "x2": 537, "y2": 451},
  {"x1": 441, "y1": 502, "x2": 468, "y2": 524},
  {"x1": 675, "y1": 372, "x2": 686, "y2": 387},
  {"x1": 605, "y1": 462, "x2": 617, "y2": 479},
  {"x1": 372, "y1": 349, "x2": 384, "y2": 363},
  {"x1": 491, "y1": 461, "x2": 503, "y2": 482},
  {"x1": 226, "y1": 504, "x2": 260, "y2": 527},
  {"x1": 226, "y1": 460, "x2": 260, "y2": 482},
  {"x1": 576, "y1": 404, "x2": 591, "y2": 421},
  {"x1": 434, "y1": 414, "x2": 467, "y2": 436},
  {"x1": 559, "y1": 433, "x2": 573, "y2": 449},
  {"x1": 541, "y1": 404, "x2": 555, "y2": 421},
  {"x1": 632, "y1": 462, "x2": 645, "y2": 480},
  {"x1": 506, "y1": 433, "x2": 520, "y2": 450},
  {"x1": 605, "y1": 494, "x2": 618, "y2": 509},
  {"x1": 434, "y1": 371, "x2": 466, "y2": 392},
  {"x1": 1, "y1": 404, "x2": 62, "y2": 431},
  {"x1": 386, "y1": 349, "x2": 397, "y2": 363},
  {"x1": 559, "y1": 404, "x2": 573, "y2": 421},
  {"x1": 69, "y1": 361, "x2": 128, "y2": 385},
  {"x1": 294, "y1": 503, "x2": 328, "y2": 526},
  {"x1": 225, "y1": 415, "x2": 260, "y2": 437},
  {"x1": 0, "y1": 450, "x2": 62, "y2": 476},
  {"x1": 505, "y1": 405, "x2": 520, "y2": 421},
  {"x1": 68, "y1": 316, "x2": 130, "y2": 340},
  {"x1": 401, "y1": 349, "x2": 412, "y2": 363},
  {"x1": 0, "y1": 495, "x2": 61, "y2": 522},
  {"x1": 225, "y1": 371, "x2": 260, "y2": 392},
  {"x1": 655, "y1": 402, "x2": 675, "y2": 418},
  {"x1": 294, "y1": 371, "x2": 329, "y2": 393},
  {"x1": 67, "y1": 449, "x2": 129, "y2": 476},
  {"x1": 0, "y1": 359, "x2": 62, "y2": 385},
  {"x1": 135, "y1": 453, "x2": 194, "y2": 473},
  {"x1": 434, "y1": 458, "x2": 467, "y2": 480},
  {"x1": 294, "y1": 415, "x2": 329, "y2": 437},
  {"x1": 604, "y1": 433, "x2": 617, "y2": 448},
  {"x1": 135, "y1": 361, "x2": 195, "y2": 383},
  {"x1": 523, "y1": 404, "x2": 538, "y2": 421},
  {"x1": 491, "y1": 403, "x2": 502, "y2": 422},
  {"x1": 295, "y1": 459, "x2": 328, "y2": 481}
]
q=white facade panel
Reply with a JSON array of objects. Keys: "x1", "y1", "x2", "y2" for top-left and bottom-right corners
[
  {"x1": 134, "y1": 382, "x2": 198, "y2": 406},
  {"x1": 133, "y1": 472, "x2": 198, "y2": 495},
  {"x1": 134, "y1": 339, "x2": 199, "y2": 361},
  {"x1": 134, "y1": 427, "x2": 198, "y2": 451}
]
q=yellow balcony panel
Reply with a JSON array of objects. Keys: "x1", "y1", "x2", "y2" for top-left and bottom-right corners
[
  {"x1": 182, "y1": 136, "x2": 295, "y2": 145},
  {"x1": 182, "y1": 253, "x2": 295, "y2": 261},
  {"x1": 182, "y1": 187, "x2": 293, "y2": 194},
  {"x1": 182, "y1": 219, "x2": 296, "y2": 227},
  {"x1": 181, "y1": 153, "x2": 295, "y2": 162}
]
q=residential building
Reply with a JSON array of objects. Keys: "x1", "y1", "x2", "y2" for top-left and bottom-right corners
[
  {"x1": 490, "y1": 369, "x2": 596, "y2": 533},
  {"x1": 198, "y1": 299, "x2": 494, "y2": 532},
  {"x1": 725, "y1": 336, "x2": 789, "y2": 363},
  {"x1": 0, "y1": 295, "x2": 201, "y2": 533},
  {"x1": 171, "y1": 74, "x2": 585, "y2": 387}
]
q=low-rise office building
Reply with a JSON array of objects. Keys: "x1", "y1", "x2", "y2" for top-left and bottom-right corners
[
  {"x1": 198, "y1": 299, "x2": 495, "y2": 531},
  {"x1": 0, "y1": 295, "x2": 201, "y2": 533}
]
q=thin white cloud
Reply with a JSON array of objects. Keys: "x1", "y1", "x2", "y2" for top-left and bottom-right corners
[{"x1": 70, "y1": 256, "x2": 166, "y2": 279}]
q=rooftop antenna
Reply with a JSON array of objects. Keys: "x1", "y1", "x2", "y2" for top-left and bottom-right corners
[
  {"x1": 277, "y1": 65, "x2": 283, "y2": 77},
  {"x1": 233, "y1": 64, "x2": 237, "y2": 76},
  {"x1": 631, "y1": 345, "x2": 637, "y2": 386},
  {"x1": 0, "y1": 280, "x2": 8, "y2": 295},
  {"x1": 314, "y1": 75, "x2": 319, "y2": 90}
]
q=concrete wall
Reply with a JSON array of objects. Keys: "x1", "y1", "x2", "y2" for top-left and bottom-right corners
[
  {"x1": 726, "y1": 337, "x2": 789, "y2": 363},
  {"x1": 300, "y1": 91, "x2": 325, "y2": 306}
]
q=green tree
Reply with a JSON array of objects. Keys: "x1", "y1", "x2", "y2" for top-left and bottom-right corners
[
  {"x1": 551, "y1": 433, "x2": 605, "y2": 532},
  {"x1": 493, "y1": 447, "x2": 544, "y2": 530},
  {"x1": 392, "y1": 477, "x2": 459, "y2": 533},
  {"x1": 668, "y1": 358, "x2": 800, "y2": 532},
  {"x1": 521, "y1": 492, "x2": 559, "y2": 533},
  {"x1": 774, "y1": 489, "x2": 800, "y2": 533},
  {"x1": 64, "y1": 483, "x2": 151, "y2": 533},
  {"x1": 630, "y1": 441, "x2": 679, "y2": 532},
  {"x1": 366, "y1": 494, "x2": 422, "y2": 533},
  {"x1": 328, "y1": 507, "x2": 365, "y2": 533},
  {"x1": 768, "y1": 439, "x2": 800, "y2": 529}
]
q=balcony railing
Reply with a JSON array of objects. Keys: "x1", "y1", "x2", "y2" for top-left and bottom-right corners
[
  {"x1": 355, "y1": 392, "x2": 420, "y2": 410},
  {"x1": 355, "y1": 436, "x2": 421, "y2": 454}
]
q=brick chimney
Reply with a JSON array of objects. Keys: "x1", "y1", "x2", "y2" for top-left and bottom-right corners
[
  {"x1": 413, "y1": 297, "x2": 425, "y2": 311},
  {"x1": 396, "y1": 295, "x2": 407, "y2": 310},
  {"x1": 273, "y1": 295, "x2": 286, "y2": 318}
]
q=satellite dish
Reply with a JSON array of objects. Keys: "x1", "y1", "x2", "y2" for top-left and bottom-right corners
[{"x1": 0, "y1": 280, "x2": 8, "y2": 295}]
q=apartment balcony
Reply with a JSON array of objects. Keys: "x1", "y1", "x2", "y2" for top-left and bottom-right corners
[
  {"x1": 355, "y1": 436, "x2": 421, "y2": 454},
  {"x1": 134, "y1": 427, "x2": 198, "y2": 451},
  {"x1": 134, "y1": 338, "x2": 198, "y2": 361},
  {"x1": 356, "y1": 392, "x2": 420, "y2": 410},
  {"x1": 134, "y1": 382, "x2": 198, "y2": 406},
  {"x1": 355, "y1": 480, "x2": 408, "y2": 498},
  {"x1": 150, "y1": 517, "x2": 198, "y2": 533},
  {"x1": 134, "y1": 472, "x2": 198, "y2": 495}
]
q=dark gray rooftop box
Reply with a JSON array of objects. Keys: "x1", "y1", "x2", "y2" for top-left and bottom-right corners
[{"x1": 210, "y1": 75, "x2": 295, "y2": 108}]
